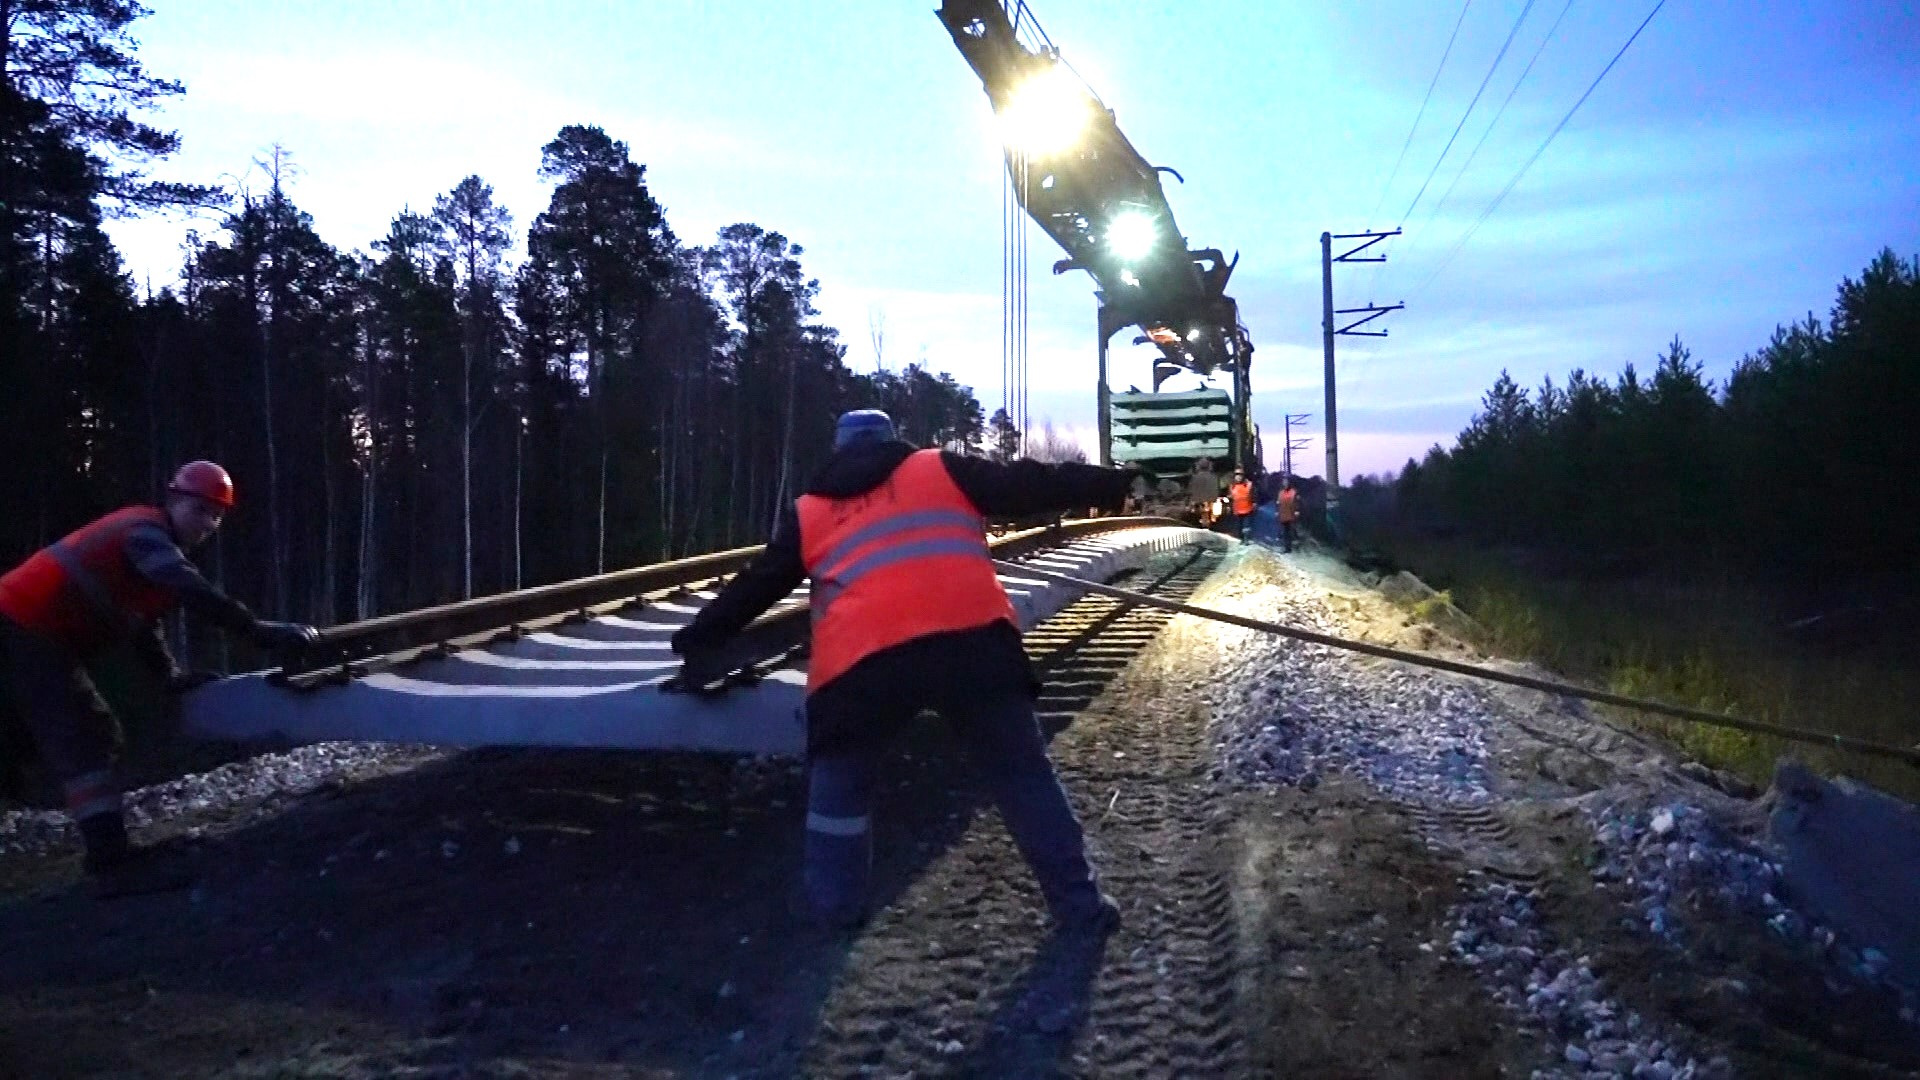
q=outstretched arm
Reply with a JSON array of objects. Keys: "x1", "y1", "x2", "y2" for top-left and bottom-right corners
[
  {"x1": 124, "y1": 522, "x2": 257, "y2": 635},
  {"x1": 671, "y1": 505, "x2": 808, "y2": 655},
  {"x1": 125, "y1": 522, "x2": 317, "y2": 650},
  {"x1": 937, "y1": 452, "x2": 1135, "y2": 519}
]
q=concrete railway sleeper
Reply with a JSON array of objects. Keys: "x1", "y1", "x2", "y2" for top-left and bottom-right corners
[{"x1": 180, "y1": 519, "x2": 1227, "y2": 757}]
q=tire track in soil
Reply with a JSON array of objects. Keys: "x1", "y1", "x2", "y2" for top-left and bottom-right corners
[{"x1": 800, "y1": 547, "x2": 1246, "y2": 1078}]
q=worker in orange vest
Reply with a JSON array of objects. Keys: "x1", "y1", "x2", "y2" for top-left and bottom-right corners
[
  {"x1": 0, "y1": 461, "x2": 317, "y2": 896},
  {"x1": 1228, "y1": 470, "x2": 1256, "y2": 540},
  {"x1": 671, "y1": 410, "x2": 1135, "y2": 935},
  {"x1": 1276, "y1": 475, "x2": 1301, "y2": 553}
]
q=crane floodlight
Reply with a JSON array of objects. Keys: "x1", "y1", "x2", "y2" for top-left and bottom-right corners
[
  {"x1": 997, "y1": 64, "x2": 1093, "y2": 156},
  {"x1": 1105, "y1": 210, "x2": 1159, "y2": 262}
]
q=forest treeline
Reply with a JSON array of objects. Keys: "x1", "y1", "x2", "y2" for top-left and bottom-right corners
[
  {"x1": 1351, "y1": 248, "x2": 1920, "y2": 581},
  {"x1": 2, "y1": 3, "x2": 994, "y2": 630}
]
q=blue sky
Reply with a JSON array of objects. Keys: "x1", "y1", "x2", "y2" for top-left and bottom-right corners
[{"x1": 103, "y1": 1, "x2": 1919, "y2": 478}]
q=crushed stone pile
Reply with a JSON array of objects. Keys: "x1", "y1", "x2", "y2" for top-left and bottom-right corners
[
  {"x1": 0, "y1": 743, "x2": 444, "y2": 856},
  {"x1": 1196, "y1": 546, "x2": 1915, "y2": 1076}
]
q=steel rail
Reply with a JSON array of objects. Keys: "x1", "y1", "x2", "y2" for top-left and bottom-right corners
[{"x1": 274, "y1": 517, "x2": 1185, "y2": 688}]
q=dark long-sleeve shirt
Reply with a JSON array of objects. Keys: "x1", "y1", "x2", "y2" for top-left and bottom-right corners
[{"x1": 123, "y1": 518, "x2": 257, "y2": 677}]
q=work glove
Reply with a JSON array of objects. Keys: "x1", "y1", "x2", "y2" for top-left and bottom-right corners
[
  {"x1": 661, "y1": 651, "x2": 731, "y2": 697},
  {"x1": 252, "y1": 620, "x2": 319, "y2": 650}
]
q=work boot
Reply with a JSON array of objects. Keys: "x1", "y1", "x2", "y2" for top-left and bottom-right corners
[
  {"x1": 782, "y1": 889, "x2": 866, "y2": 942},
  {"x1": 1053, "y1": 890, "x2": 1122, "y2": 939},
  {"x1": 78, "y1": 814, "x2": 193, "y2": 899},
  {"x1": 85, "y1": 845, "x2": 196, "y2": 900}
]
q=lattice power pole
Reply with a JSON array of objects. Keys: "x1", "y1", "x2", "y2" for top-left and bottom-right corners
[
  {"x1": 1282, "y1": 412, "x2": 1312, "y2": 483},
  {"x1": 1320, "y1": 229, "x2": 1403, "y2": 536}
]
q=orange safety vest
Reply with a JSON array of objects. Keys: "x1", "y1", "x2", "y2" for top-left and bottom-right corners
[
  {"x1": 1230, "y1": 480, "x2": 1255, "y2": 516},
  {"x1": 797, "y1": 450, "x2": 1016, "y2": 692},
  {"x1": 0, "y1": 506, "x2": 179, "y2": 657},
  {"x1": 1278, "y1": 488, "x2": 1299, "y2": 523}
]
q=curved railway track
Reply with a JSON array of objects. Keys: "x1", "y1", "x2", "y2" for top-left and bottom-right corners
[{"x1": 183, "y1": 518, "x2": 1223, "y2": 755}]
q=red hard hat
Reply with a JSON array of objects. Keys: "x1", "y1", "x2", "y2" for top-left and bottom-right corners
[{"x1": 169, "y1": 460, "x2": 235, "y2": 509}]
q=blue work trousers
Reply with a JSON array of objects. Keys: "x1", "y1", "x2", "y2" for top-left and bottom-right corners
[{"x1": 803, "y1": 683, "x2": 1102, "y2": 926}]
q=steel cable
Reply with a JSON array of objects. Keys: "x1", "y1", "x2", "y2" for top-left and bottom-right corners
[
  {"x1": 997, "y1": 558, "x2": 1920, "y2": 770},
  {"x1": 1377, "y1": 0, "x2": 1575, "y2": 297},
  {"x1": 1398, "y1": 0, "x2": 1540, "y2": 230},
  {"x1": 1368, "y1": 0, "x2": 1475, "y2": 230},
  {"x1": 1413, "y1": 0, "x2": 1668, "y2": 299}
]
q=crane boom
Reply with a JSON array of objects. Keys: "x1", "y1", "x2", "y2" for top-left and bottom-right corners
[{"x1": 936, "y1": 0, "x2": 1252, "y2": 385}]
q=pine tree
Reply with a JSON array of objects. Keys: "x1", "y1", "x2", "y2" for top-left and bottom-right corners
[
  {"x1": 986, "y1": 407, "x2": 1022, "y2": 461},
  {"x1": 527, "y1": 125, "x2": 676, "y2": 571},
  {"x1": 433, "y1": 176, "x2": 512, "y2": 598}
]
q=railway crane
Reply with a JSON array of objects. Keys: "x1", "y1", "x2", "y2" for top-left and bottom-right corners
[{"x1": 937, "y1": 0, "x2": 1258, "y2": 476}]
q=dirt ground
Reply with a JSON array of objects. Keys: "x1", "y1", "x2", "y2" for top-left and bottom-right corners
[{"x1": 0, "y1": 545, "x2": 1915, "y2": 1078}]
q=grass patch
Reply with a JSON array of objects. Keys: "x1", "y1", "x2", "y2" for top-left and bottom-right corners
[
  {"x1": 1370, "y1": 539, "x2": 1920, "y2": 802},
  {"x1": 1409, "y1": 590, "x2": 1455, "y2": 622}
]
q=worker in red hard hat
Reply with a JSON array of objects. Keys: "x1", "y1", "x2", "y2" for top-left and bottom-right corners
[{"x1": 0, "y1": 460, "x2": 318, "y2": 897}]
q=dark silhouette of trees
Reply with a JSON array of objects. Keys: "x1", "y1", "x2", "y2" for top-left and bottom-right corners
[
  {"x1": 1372, "y1": 249, "x2": 1920, "y2": 581},
  {"x1": 863, "y1": 362, "x2": 985, "y2": 452},
  {"x1": 0, "y1": 9, "x2": 996, "y2": 639}
]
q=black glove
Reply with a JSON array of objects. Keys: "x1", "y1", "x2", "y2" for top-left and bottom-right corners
[
  {"x1": 662, "y1": 651, "x2": 730, "y2": 696},
  {"x1": 165, "y1": 669, "x2": 222, "y2": 694},
  {"x1": 253, "y1": 620, "x2": 319, "y2": 650}
]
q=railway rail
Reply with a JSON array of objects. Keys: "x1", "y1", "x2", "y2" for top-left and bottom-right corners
[{"x1": 183, "y1": 518, "x2": 1227, "y2": 756}]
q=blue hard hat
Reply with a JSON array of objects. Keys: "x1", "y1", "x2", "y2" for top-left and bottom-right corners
[{"x1": 834, "y1": 409, "x2": 896, "y2": 449}]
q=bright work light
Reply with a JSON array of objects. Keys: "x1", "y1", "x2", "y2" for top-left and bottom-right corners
[
  {"x1": 1105, "y1": 211, "x2": 1158, "y2": 262},
  {"x1": 999, "y1": 64, "x2": 1091, "y2": 157}
]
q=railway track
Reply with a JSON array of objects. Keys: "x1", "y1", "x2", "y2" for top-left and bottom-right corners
[
  {"x1": 182, "y1": 518, "x2": 1224, "y2": 755},
  {"x1": 0, "y1": 523, "x2": 1251, "y2": 1076},
  {"x1": 798, "y1": 544, "x2": 1248, "y2": 1077}
]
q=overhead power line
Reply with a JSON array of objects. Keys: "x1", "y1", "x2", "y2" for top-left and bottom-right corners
[
  {"x1": 1398, "y1": 0, "x2": 1539, "y2": 228},
  {"x1": 1413, "y1": 0, "x2": 1669, "y2": 298},
  {"x1": 1378, "y1": 0, "x2": 1577, "y2": 295},
  {"x1": 1367, "y1": 0, "x2": 1474, "y2": 229},
  {"x1": 1423, "y1": 0, "x2": 1577, "y2": 234}
]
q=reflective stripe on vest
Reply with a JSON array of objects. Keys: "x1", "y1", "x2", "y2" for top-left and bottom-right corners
[
  {"x1": 812, "y1": 527, "x2": 990, "y2": 616},
  {"x1": 0, "y1": 506, "x2": 177, "y2": 656},
  {"x1": 797, "y1": 450, "x2": 1016, "y2": 692},
  {"x1": 809, "y1": 508, "x2": 984, "y2": 602}
]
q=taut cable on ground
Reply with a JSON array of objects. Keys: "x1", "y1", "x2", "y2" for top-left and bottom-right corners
[{"x1": 993, "y1": 559, "x2": 1920, "y2": 770}]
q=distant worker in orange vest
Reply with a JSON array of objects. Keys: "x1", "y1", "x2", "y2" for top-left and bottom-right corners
[
  {"x1": 1277, "y1": 475, "x2": 1301, "y2": 553},
  {"x1": 0, "y1": 461, "x2": 318, "y2": 897},
  {"x1": 670, "y1": 410, "x2": 1136, "y2": 935},
  {"x1": 1229, "y1": 470, "x2": 1256, "y2": 540}
]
